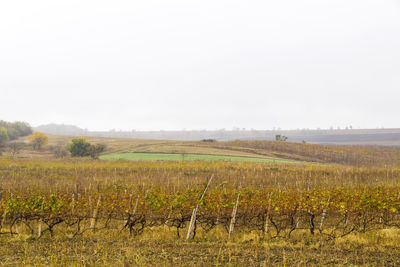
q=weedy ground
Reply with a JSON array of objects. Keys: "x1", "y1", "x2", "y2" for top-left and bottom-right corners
[{"x1": 1, "y1": 226, "x2": 400, "y2": 266}]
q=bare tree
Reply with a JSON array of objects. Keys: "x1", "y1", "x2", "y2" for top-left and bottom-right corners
[{"x1": 8, "y1": 142, "x2": 24, "y2": 158}]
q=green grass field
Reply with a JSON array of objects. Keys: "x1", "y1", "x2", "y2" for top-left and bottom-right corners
[{"x1": 100, "y1": 152, "x2": 298, "y2": 163}]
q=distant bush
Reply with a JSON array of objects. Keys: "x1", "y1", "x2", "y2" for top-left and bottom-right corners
[
  {"x1": 53, "y1": 145, "x2": 68, "y2": 158},
  {"x1": 201, "y1": 139, "x2": 217, "y2": 143},
  {"x1": 88, "y1": 143, "x2": 106, "y2": 159},
  {"x1": 67, "y1": 137, "x2": 106, "y2": 158},
  {"x1": 7, "y1": 142, "x2": 25, "y2": 158},
  {"x1": 67, "y1": 137, "x2": 91, "y2": 157},
  {"x1": 275, "y1": 134, "x2": 288, "y2": 141}
]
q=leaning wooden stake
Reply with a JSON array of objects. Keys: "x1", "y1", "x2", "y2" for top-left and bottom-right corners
[
  {"x1": 228, "y1": 193, "x2": 240, "y2": 238},
  {"x1": 319, "y1": 196, "x2": 330, "y2": 231},
  {"x1": 90, "y1": 196, "x2": 102, "y2": 231},
  {"x1": 186, "y1": 175, "x2": 214, "y2": 240}
]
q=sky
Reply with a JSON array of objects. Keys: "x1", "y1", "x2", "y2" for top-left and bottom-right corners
[{"x1": 1, "y1": 0, "x2": 400, "y2": 131}]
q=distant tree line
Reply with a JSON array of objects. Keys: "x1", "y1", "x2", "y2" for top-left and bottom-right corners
[
  {"x1": 0, "y1": 120, "x2": 32, "y2": 140},
  {"x1": 0, "y1": 120, "x2": 32, "y2": 154}
]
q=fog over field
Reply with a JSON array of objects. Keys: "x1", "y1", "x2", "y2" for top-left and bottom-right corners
[
  {"x1": 1, "y1": 0, "x2": 400, "y2": 131},
  {"x1": 2, "y1": 2, "x2": 400, "y2": 265}
]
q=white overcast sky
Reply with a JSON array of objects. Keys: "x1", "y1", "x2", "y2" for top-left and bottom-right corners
[{"x1": 1, "y1": 0, "x2": 400, "y2": 131}]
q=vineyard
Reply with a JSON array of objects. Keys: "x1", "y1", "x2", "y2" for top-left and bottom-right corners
[
  {"x1": 203, "y1": 140, "x2": 400, "y2": 167},
  {"x1": 1, "y1": 156, "x2": 400, "y2": 265},
  {"x1": 1, "y1": 158, "x2": 400, "y2": 238}
]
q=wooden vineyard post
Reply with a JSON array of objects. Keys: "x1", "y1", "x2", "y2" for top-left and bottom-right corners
[
  {"x1": 75, "y1": 184, "x2": 79, "y2": 199},
  {"x1": 186, "y1": 174, "x2": 214, "y2": 240},
  {"x1": 124, "y1": 194, "x2": 133, "y2": 226},
  {"x1": 124, "y1": 194, "x2": 139, "y2": 226},
  {"x1": 264, "y1": 193, "x2": 272, "y2": 235},
  {"x1": 228, "y1": 193, "x2": 240, "y2": 238},
  {"x1": 133, "y1": 196, "x2": 139, "y2": 215},
  {"x1": 295, "y1": 192, "x2": 303, "y2": 230},
  {"x1": 0, "y1": 190, "x2": 4, "y2": 232},
  {"x1": 186, "y1": 209, "x2": 197, "y2": 240},
  {"x1": 38, "y1": 201, "x2": 44, "y2": 238},
  {"x1": 71, "y1": 194, "x2": 75, "y2": 216},
  {"x1": 319, "y1": 196, "x2": 330, "y2": 232},
  {"x1": 90, "y1": 196, "x2": 102, "y2": 232}
]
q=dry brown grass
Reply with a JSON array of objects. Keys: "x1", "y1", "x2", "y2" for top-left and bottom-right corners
[{"x1": 1, "y1": 226, "x2": 400, "y2": 266}]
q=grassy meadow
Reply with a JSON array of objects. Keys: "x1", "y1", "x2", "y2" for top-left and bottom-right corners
[{"x1": 99, "y1": 152, "x2": 299, "y2": 164}]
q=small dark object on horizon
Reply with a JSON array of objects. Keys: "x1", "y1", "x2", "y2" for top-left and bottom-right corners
[{"x1": 201, "y1": 139, "x2": 217, "y2": 143}]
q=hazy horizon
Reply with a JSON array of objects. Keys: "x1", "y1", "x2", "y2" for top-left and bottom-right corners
[
  {"x1": 32, "y1": 122, "x2": 397, "y2": 132},
  {"x1": 2, "y1": 0, "x2": 400, "y2": 131}
]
